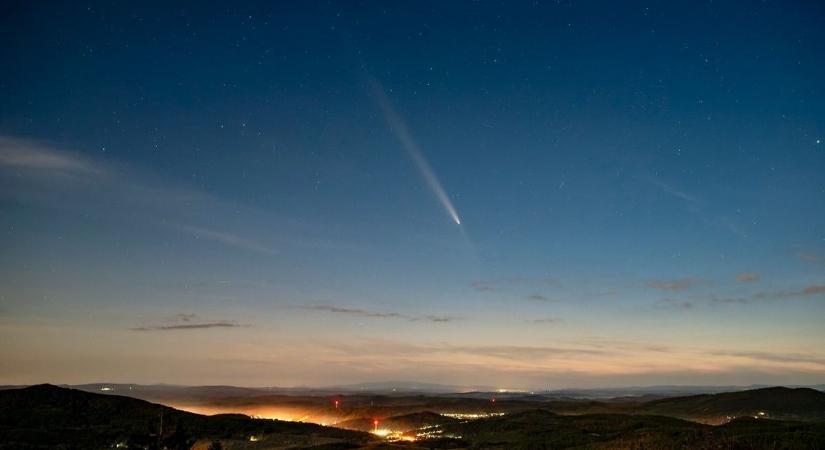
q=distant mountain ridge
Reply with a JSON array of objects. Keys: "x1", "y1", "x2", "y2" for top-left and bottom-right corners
[{"x1": 4, "y1": 381, "x2": 822, "y2": 397}]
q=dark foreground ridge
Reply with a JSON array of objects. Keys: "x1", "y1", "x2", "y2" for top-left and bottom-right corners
[
  {"x1": 441, "y1": 409, "x2": 825, "y2": 449},
  {"x1": 0, "y1": 384, "x2": 370, "y2": 450},
  {"x1": 1, "y1": 384, "x2": 825, "y2": 449}
]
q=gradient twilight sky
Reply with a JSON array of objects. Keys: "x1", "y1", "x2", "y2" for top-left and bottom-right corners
[{"x1": 1, "y1": 1, "x2": 824, "y2": 389}]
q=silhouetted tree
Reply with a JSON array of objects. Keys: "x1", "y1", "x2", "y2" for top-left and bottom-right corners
[
  {"x1": 164, "y1": 427, "x2": 194, "y2": 450},
  {"x1": 207, "y1": 441, "x2": 224, "y2": 450}
]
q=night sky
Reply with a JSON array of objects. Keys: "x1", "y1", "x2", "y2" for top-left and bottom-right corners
[{"x1": 1, "y1": 1, "x2": 824, "y2": 388}]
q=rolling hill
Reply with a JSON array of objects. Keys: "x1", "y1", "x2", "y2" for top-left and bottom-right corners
[
  {"x1": 2, "y1": 385, "x2": 825, "y2": 449},
  {"x1": 637, "y1": 386, "x2": 825, "y2": 423},
  {"x1": 0, "y1": 384, "x2": 371, "y2": 450},
  {"x1": 442, "y1": 409, "x2": 825, "y2": 449}
]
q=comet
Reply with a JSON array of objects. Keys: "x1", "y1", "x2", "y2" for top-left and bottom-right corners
[{"x1": 371, "y1": 79, "x2": 462, "y2": 225}]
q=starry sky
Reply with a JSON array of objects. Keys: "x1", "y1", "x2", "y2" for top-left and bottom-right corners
[{"x1": 1, "y1": 1, "x2": 824, "y2": 389}]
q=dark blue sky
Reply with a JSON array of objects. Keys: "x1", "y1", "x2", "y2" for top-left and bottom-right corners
[{"x1": 1, "y1": 1, "x2": 824, "y2": 387}]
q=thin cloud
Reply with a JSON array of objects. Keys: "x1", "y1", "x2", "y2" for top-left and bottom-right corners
[
  {"x1": 320, "y1": 336, "x2": 825, "y2": 378},
  {"x1": 170, "y1": 313, "x2": 199, "y2": 322},
  {"x1": 132, "y1": 321, "x2": 243, "y2": 331},
  {"x1": 720, "y1": 217, "x2": 748, "y2": 239},
  {"x1": 798, "y1": 252, "x2": 823, "y2": 264},
  {"x1": 648, "y1": 178, "x2": 701, "y2": 205},
  {"x1": 526, "y1": 293, "x2": 552, "y2": 301},
  {"x1": 654, "y1": 298, "x2": 694, "y2": 310},
  {"x1": 587, "y1": 289, "x2": 619, "y2": 297},
  {"x1": 471, "y1": 281, "x2": 496, "y2": 292},
  {"x1": 736, "y1": 273, "x2": 759, "y2": 282},
  {"x1": 303, "y1": 305, "x2": 459, "y2": 323},
  {"x1": 441, "y1": 344, "x2": 605, "y2": 359},
  {"x1": 0, "y1": 136, "x2": 106, "y2": 177},
  {"x1": 527, "y1": 317, "x2": 564, "y2": 324},
  {"x1": 174, "y1": 224, "x2": 279, "y2": 256},
  {"x1": 803, "y1": 285, "x2": 825, "y2": 295},
  {"x1": 304, "y1": 305, "x2": 406, "y2": 319},
  {"x1": 646, "y1": 175, "x2": 747, "y2": 238},
  {"x1": 710, "y1": 296, "x2": 753, "y2": 305},
  {"x1": 318, "y1": 338, "x2": 618, "y2": 372},
  {"x1": 472, "y1": 276, "x2": 557, "y2": 292},
  {"x1": 0, "y1": 135, "x2": 349, "y2": 259},
  {"x1": 707, "y1": 350, "x2": 825, "y2": 366},
  {"x1": 0, "y1": 135, "x2": 217, "y2": 222},
  {"x1": 711, "y1": 284, "x2": 825, "y2": 305},
  {"x1": 419, "y1": 315, "x2": 460, "y2": 323},
  {"x1": 647, "y1": 278, "x2": 698, "y2": 291},
  {"x1": 132, "y1": 314, "x2": 245, "y2": 331}
]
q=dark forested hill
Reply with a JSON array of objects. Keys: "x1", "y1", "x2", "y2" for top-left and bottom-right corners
[
  {"x1": 442, "y1": 409, "x2": 825, "y2": 449},
  {"x1": 637, "y1": 386, "x2": 825, "y2": 422},
  {"x1": 0, "y1": 384, "x2": 370, "y2": 450}
]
